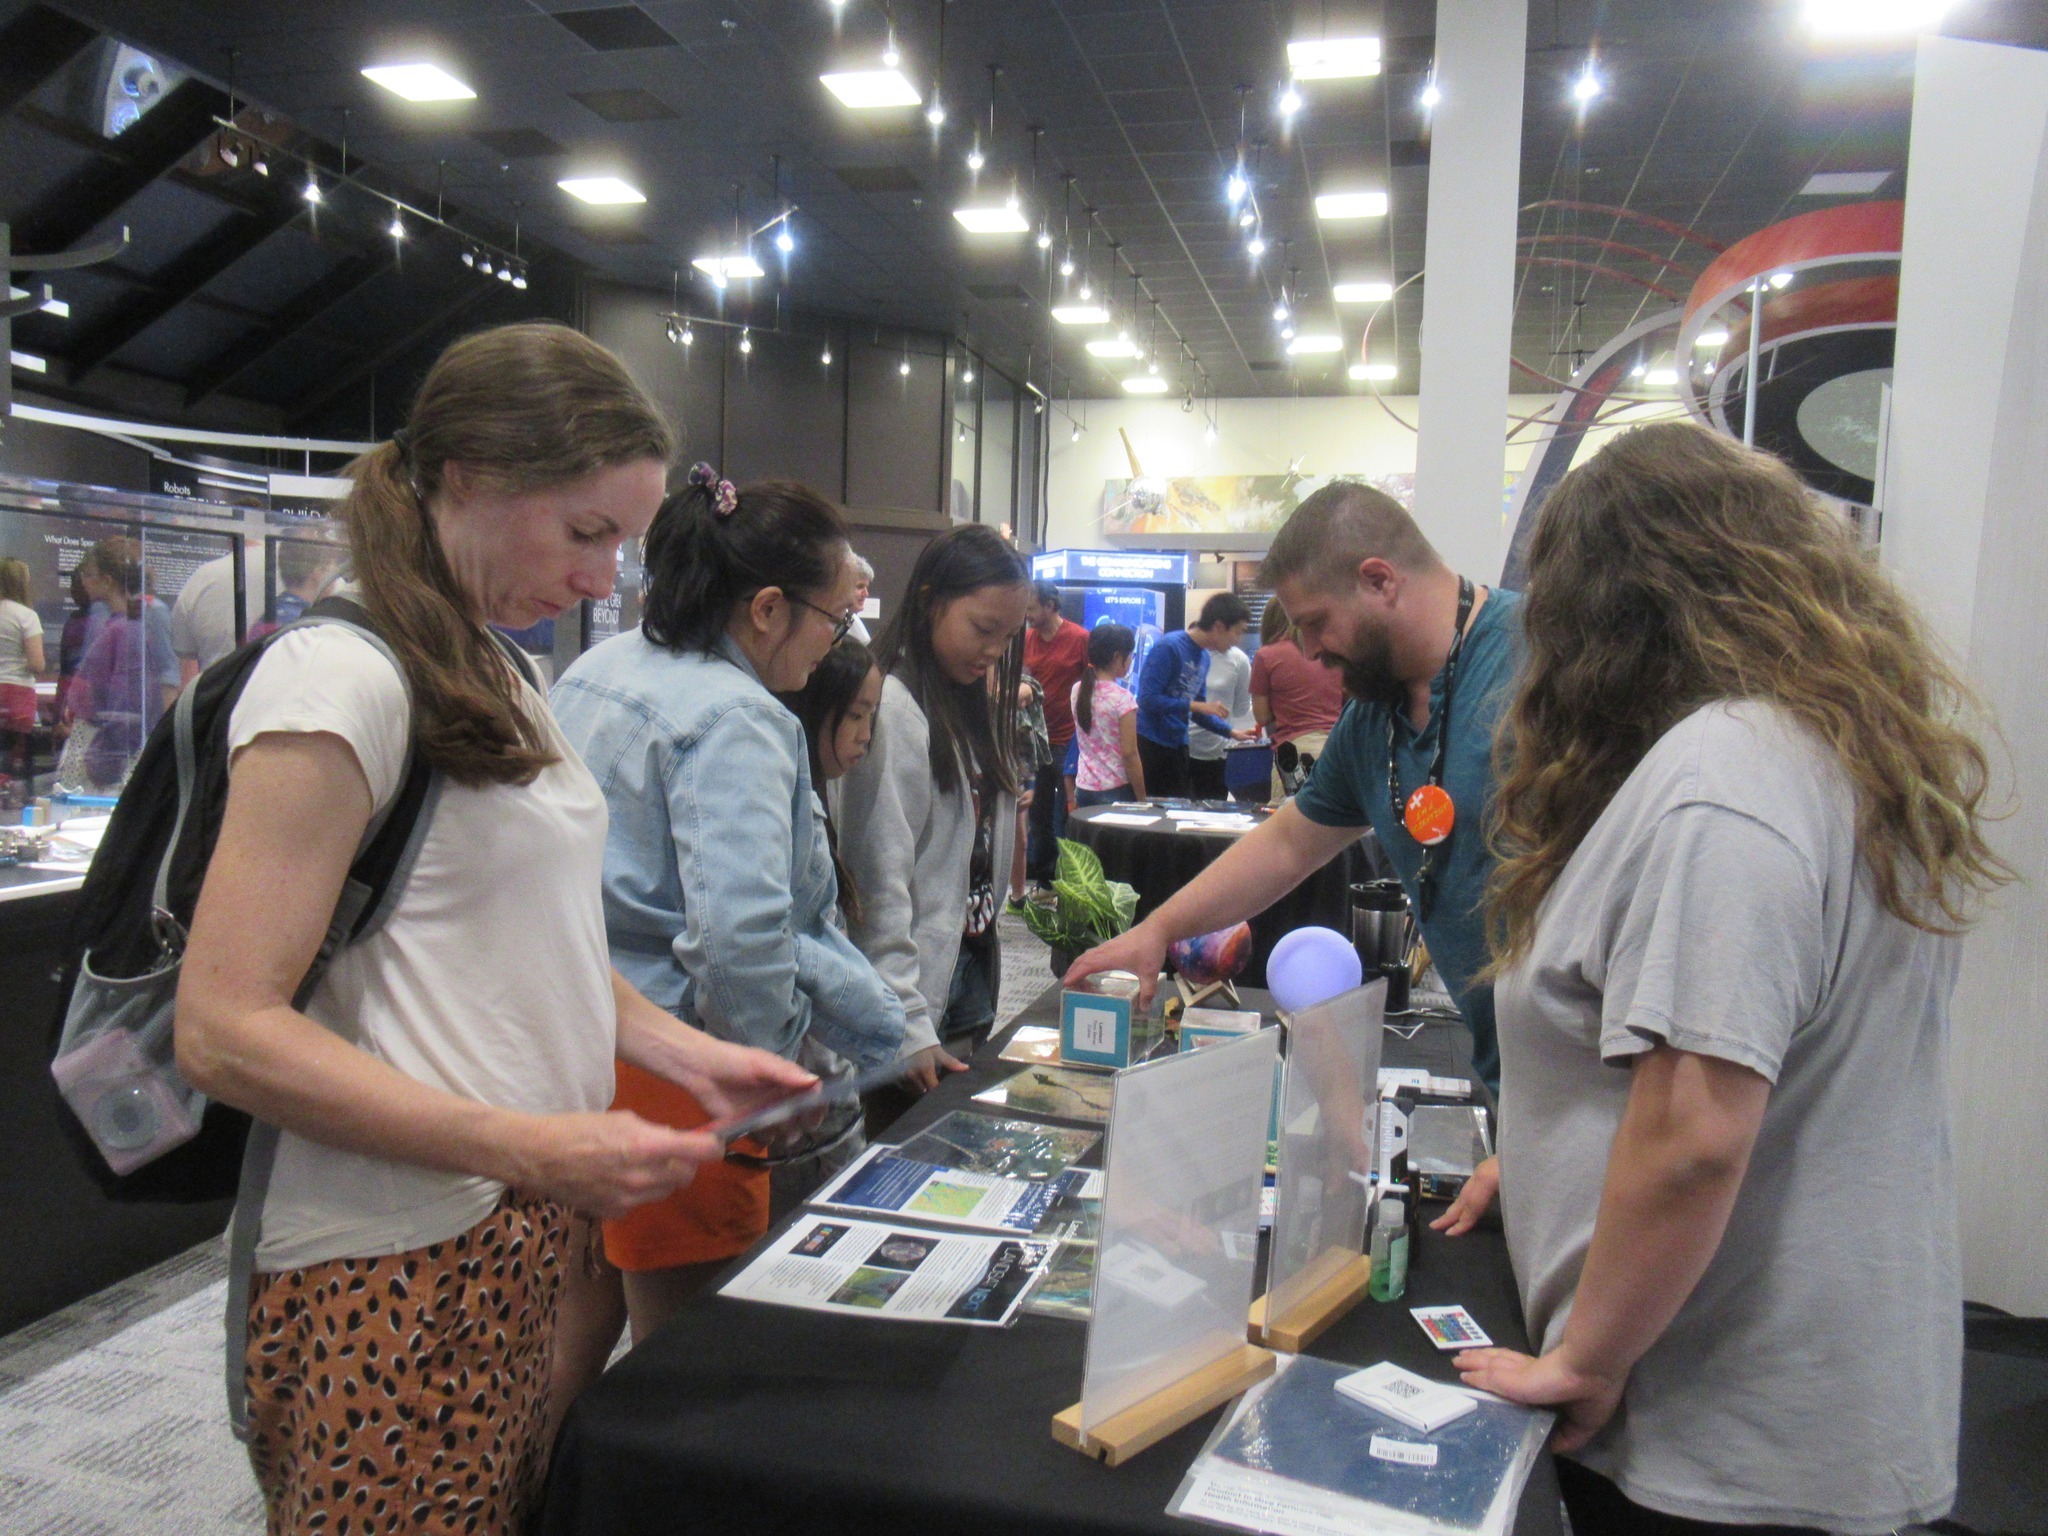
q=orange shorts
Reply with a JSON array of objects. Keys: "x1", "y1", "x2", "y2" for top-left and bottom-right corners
[{"x1": 603, "y1": 1061, "x2": 769, "y2": 1272}]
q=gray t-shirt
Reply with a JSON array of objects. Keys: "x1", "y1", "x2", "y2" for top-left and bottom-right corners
[
  {"x1": 1189, "y1": 644, "x2": 1252, "y2": 762},
  {"x1": 1496, "y1": 699, "x2": 1960, "y2": 1532}
]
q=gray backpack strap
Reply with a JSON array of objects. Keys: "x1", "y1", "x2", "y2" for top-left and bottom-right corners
[
  {"x1": 221, "y1": 610, "x2": 440, "y2": 1440},
  {"x1": 224, "y1": 1121, "x2": 279, "y2": 1442}
]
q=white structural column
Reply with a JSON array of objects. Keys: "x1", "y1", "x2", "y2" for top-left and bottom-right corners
[
  {"x1": 1884, "y1": 35, "x2": 2048, "y2": 1315},
  {"x1": 1412, "y1": 0, "x2": 1529, "y2": 581}
]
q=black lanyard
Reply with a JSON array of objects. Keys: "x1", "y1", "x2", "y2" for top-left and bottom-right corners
[{"x1": 1388, "y1": 576, "x2": 1474, "y2": 921}]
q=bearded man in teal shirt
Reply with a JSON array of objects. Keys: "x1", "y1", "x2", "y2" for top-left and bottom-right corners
[{"x1": 1066, "y1": 482, "x2": 1523, "y2": 1091}]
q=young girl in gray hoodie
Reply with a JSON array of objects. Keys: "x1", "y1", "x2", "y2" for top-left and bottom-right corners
[{"x1": 837, "y1": 524, "x2": 1032, "y2": 1102}]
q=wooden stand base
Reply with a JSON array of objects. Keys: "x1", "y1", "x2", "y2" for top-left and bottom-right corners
[
  {"x1": 1247, "y1": 1251, "x2": 1374, "y2": 1353},
  {"x1": 1051, "y1": 1344, "x2": 1276, "y2": 1466},
  {"x1": 1174, "y1": 975, "x2": 1242, "y2": 1011}
]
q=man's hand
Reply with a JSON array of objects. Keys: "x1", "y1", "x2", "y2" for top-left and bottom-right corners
[
  {"x1": 1453, "y1": 1347, "x2": 1625, "y2": 1454},
  {"x1": 1430, "y1": 1155, "x2": 1499, "y2": 1236},
  {"x1": 1065, "y1": 921, "x2": 1169, "y2": 1010},
  {"x1": 903, "y1": 1043, "x2": 968, "y2": 1094}
]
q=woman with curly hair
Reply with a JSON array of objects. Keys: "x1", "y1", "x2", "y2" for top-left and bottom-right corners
[{"x1": 1443, "y1": 422, "x2": 2007, "y2": 1535}]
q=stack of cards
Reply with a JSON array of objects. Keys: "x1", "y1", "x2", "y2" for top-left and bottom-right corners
[{"x1": 1333, "y1": 1361, "x2": 1478, "y2": 1433}]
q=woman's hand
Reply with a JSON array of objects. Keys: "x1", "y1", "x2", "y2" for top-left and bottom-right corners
[
  {"x1": 903, "y1": 1043, "x2": 968, "y2": 1094},
  {"x1": 507, "y1": 1109, "x2": 723, "y2": 1221},
  {"x1": 662, "y1": 1031, "x2": 819, "y2": 1121},
  {"x1": 1453, "y1": 1347, "x2": 1625, "y2": 1454},
  {"x1": 1430, "y1": 1155, "x2": 1499, "y2": 1236}
]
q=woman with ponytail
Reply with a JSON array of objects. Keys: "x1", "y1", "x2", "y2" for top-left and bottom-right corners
[
  {"x1": 173, "y1": 324, "x2": 813, "y2": 1536},
  {"x1": 838, "y1": 523, "x2": 1031, "y2": 1104},
  {"x1": 1069, "y1": 622, "x2": 1145, "y2": 806},
  {"x1": 551, "y1": 472, "x2": 904, "y2": 1346}
]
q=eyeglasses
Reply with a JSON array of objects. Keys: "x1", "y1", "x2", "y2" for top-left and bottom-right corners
[{"x1": 789, "y1": 594, "x2": 855, "y2": 643}]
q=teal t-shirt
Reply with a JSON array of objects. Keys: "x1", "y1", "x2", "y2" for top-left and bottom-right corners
[{"x1": 1292, "y1": 588, "x2": 1523, "y2": 1090}]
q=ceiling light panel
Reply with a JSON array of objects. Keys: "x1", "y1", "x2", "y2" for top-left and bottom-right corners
[
  {"x1": 953, "y1": 203, "x2": 1030, "y2": 233},
  {"x1": 1350, "y1": 363, "x2": 1398, "y2": 381},
  {"x1": 361, "y1": 63, "x2": 476, "y2": 101},
  {"x1": 692, "y1": 255, "x2": 765, "y2": 280},
  {"x1": 1051, "y1": 305, "x2": 1110, "y2": 325},
  {"x1": 1799, "y1": 169, "x2": 1892, "y2": 196},
  {"x1": 559, "y1": 175, "x2": 646, "y2": 204},
  {"x1": 1333, "y1": 281, "x2": 1396, "y2": 304},
  {"x1": 1087, "y1": 338, "x2": 1141, "y2": 358},
  {"x1": 1803, "y1": 0, "x2": 1955, "y2": 36},
  {"x1": 821, "y1": 69, "x2": 922, "y2": 109},
  {"x1": 1287, "y1": 36, "x2": 1382, "y2": 80},
  {"x1": 1121, "y1": 376, "x2": 1169, "y2": 394},
  {"x1": 1286, "y1": 334, "x2": 1343, "y2": 355},
  {"x1": 1315, "y1": 190, "x2": 1389, "y2": 220}
]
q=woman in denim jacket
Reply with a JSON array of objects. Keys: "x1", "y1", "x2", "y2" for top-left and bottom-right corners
[{"x1": 551, "y1": 468, "x2": 905, "y2": 1358}]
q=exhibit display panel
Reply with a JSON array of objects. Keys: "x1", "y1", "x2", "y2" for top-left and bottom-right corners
[{"x1": 0, "y1": 477, "x2": 246, "y2": 812}]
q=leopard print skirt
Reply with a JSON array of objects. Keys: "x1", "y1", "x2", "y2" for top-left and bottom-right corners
[{"x1": 244, "y1": 1194, "x2": 568, "y2": 1535}]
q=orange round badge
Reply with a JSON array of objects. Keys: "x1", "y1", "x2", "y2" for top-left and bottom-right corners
[{"x1": 1403, "y1": 783, "x2": 1456, "y2": 846}]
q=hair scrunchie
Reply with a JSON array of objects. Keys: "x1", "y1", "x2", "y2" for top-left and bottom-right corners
[{"x1": 688, "y1": 461, "x2": 739, "y2": 518}]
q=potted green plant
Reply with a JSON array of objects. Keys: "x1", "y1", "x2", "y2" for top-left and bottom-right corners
[{"x1": 1019, "y1": 838, "x2": 1141, "y2": 977}]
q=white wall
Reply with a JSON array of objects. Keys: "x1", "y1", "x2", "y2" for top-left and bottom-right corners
[
  {"x1": 1883, "y1": 36, "x2": 2048, "y2": 1315},
  {"x1": 1045, "y1": 392, "x2": 1667, "y2": 581}
]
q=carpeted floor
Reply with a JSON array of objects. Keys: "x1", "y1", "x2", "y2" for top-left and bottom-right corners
[{"x1": 0, "y1": 916, "x2": 1055, "y2": 1534}]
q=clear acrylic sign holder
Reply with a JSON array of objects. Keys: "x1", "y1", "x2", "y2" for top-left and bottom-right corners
[
  {"x1": 1250, "y1": 978, "x2": 1386, "y2": 1352},
  {"x1": 1051, "y1": 1028, "x2": 1280, "y2": 1466}
]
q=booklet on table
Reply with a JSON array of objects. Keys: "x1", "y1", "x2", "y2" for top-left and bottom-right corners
[
  {"x1": 720, "y1": 1216, "x2": 1052, "y2": 1326},
  {"x1": 894, "y1": 1109, "x2": 1100, "y2": 1182}
]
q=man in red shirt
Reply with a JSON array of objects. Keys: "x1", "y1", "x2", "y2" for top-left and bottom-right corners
[
  {"x1": 1251, "y1": 599, "x2": 1344, "y2": 800},
  {"x1": 1023, "y1": 581, "x2": 1090, "y2": 883}
]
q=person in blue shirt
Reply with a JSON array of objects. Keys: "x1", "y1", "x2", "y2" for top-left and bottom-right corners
[
  {"x1": 1067, "y1": 482, "x2": 1522, "y2": 1092},
  {"x1": 1135, "y1": 591, "x2": 1254, "y2": 797}
]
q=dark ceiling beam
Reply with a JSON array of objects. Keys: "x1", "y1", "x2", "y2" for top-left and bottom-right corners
[
  {"x1": 185, "y1": 249, "x2": 393, "y2": 406},
  {"x1": 286, "y1": 281, "x2": 498, "y2": 430},
  {"x1": 14, "y1": 102, "x2": 277, "y2": 219},
  {"x1": 10, "y1": 77, "x2": 230, "y2": 255},
  {"x1": 63, "y1": 188, "x2": 311, "y2": 378},
  {"x1": 0, "y1": 6, "x2": 99, "y2": 118}
]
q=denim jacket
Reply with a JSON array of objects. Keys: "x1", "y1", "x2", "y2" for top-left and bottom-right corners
[{"x1": 552, "y1": 630, "x2": 906, "y2": 1070}]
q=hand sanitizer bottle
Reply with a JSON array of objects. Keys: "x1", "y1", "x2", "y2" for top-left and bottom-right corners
[{"x1": 1369, "y1": 1191, "x2": 1409, "y2": 1301}]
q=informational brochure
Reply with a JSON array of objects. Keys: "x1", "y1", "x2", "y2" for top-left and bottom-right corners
[
  {"x1": 1168, "y1": 1355, "x2": 1550, "y2": 1536},
  {"x1": 974, "y1": 1064, "x2": 1116, "y2": 1123},
  {"x1": 811, "y1": 1143, "x2": 1091, "y2": 1234},
  {"x1": 720, "y1": 1216, "x2": 1051, "y2": 1327},
  {"x1": 1024, "y1": 1238, "x2": 1098, "y2": 1320},
  {"x1": 895, "y1": 1110, "x2": 1100, "y2": 1182}
]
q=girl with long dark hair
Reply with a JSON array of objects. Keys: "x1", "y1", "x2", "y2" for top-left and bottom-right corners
[
  {"x1": 839, "y1": 524, "x2": 1031, "y2": 1095},
  {"x1": 173, "y1": 324, "x2": 812, "y2": 1534},
  {"x1": 1445, "y1": 423, "x2": 2006, "y2": 1532},
  {"x1": 780, "y1": 634, "x2": 885, "y2": 924},
  {"x1": 552, "y1": 473, "x2": 904, "y2": 1347},
  {"x1": 1069, "y1": 622, "x2": 1145, "y2": 806}
]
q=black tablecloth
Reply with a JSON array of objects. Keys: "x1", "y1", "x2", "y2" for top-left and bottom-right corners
[
  {"x1": 541, "y1": 985, "x2": 1556, "y2": 1536},
  {"x1": 1065, "y1": 804, "x2": 1385, "y2": 989}
]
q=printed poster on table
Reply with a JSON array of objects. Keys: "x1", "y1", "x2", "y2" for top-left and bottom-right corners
[
  {"x1": 721, "y1": 1216, "x2": 1051, "y2": 1326},
  {"x1": 810, "y1": 1143, "x2": 1091, "y2": 1234}
]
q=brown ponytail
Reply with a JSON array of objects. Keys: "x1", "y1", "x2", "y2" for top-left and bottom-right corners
[{"x1": 339, "y1": 323, "x2": 672, "y2": 786}]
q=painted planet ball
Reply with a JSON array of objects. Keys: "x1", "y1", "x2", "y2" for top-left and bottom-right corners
[
  {"x1": 1266, "y1": 925, "x2": 1364, "y2": 1013},
  {"x1": 1168, "y1": 922, "x2": 1254, "y2": 986}
]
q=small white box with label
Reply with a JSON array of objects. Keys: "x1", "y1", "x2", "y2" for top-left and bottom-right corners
[{"x1": 1060, "y1": 972, "x2": 1140, "y2": 1068}]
